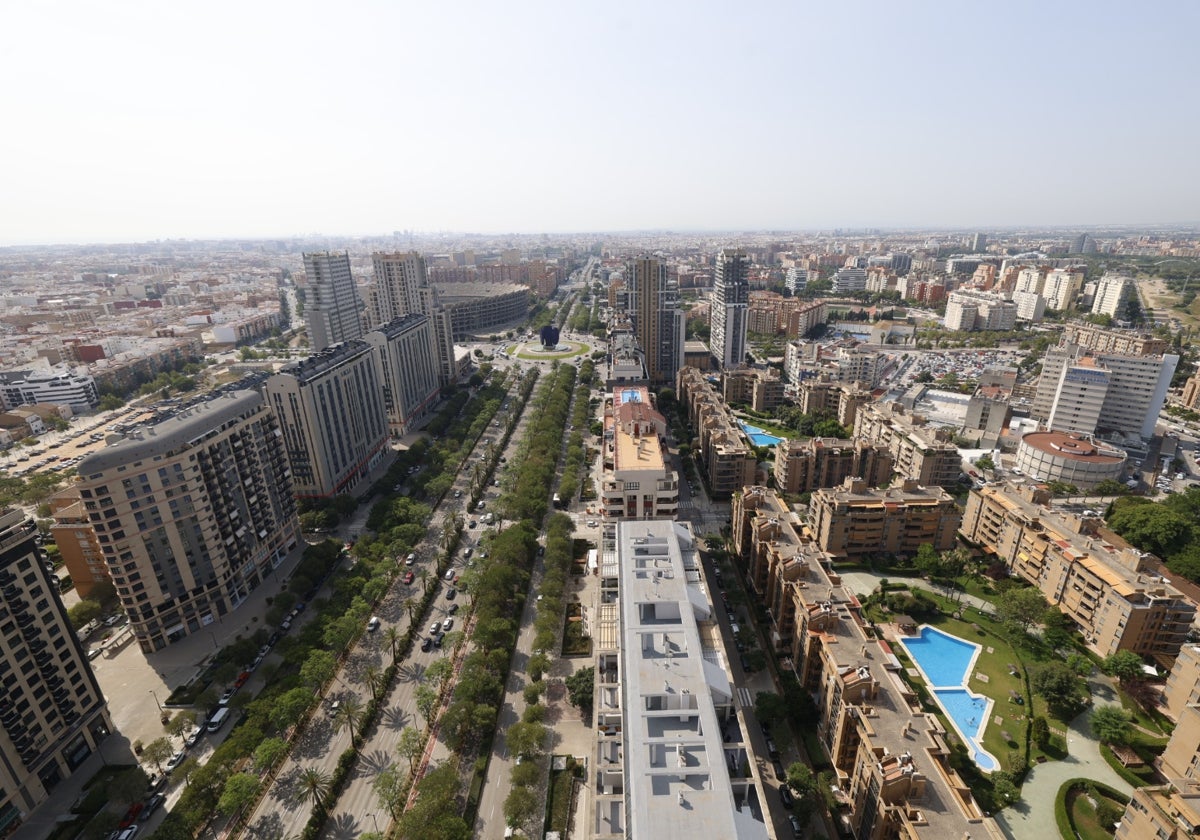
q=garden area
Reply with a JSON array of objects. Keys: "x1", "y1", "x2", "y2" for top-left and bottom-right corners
[{"x1": 1057, "y1": 779, "x2": 1128, "y2": 840}]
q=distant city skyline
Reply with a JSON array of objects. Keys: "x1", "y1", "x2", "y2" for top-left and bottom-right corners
[{"x1": 2, "y1": 1, "x2": 1198, "y2": 247}]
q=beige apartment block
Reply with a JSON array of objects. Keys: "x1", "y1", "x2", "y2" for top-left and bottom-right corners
[
  {"x1": 1164, "y1": 645, "x2": 1200, "y2": 723},
  {"x1": 676, "y1": 366, "x2": 758, "y2": 496},
  {"x1": 726, "y1": 488, "x2": 1003, "y2": 840},
  {"x1": 808, "y1": 477, "x2": 960, "y2": 560},
  {"x1": 599, "y1": 386, "x2": 678, "y2": 520},
  {"x1": 1160, "y1": 702, "x2": 1200, "y2": 781},
  {"x1": 1116, "y1": 783, "x2": 1200, "y2": 840},
  {"x1": 773, "y1": 437, "x2": 893, "y2": 496},
  {"x1": 854, "y1": 401, "x2": 963, "y2": 489},
  {"x1": 961, "y1": 484, "x2": 1195, "y2": 664},
  {"x1": 0, "y1": 508, "x2": 113, "y2": 826},
  {"x1": 74, "y1": 390, "x2": 301, "y2": 653},
  {"x1": 46, "y1": 489, "x2": 110, "y2": 599}
]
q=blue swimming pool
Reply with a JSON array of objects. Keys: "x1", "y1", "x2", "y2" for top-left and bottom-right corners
[
  {"x1": 899, "y1": 626, "x2": 979, "y2": 686},
  {"x1": 898, "y1": 626, "x2": 999, "y2": 772},
  {"x1": 740, "y1": 422, "x2": 784, "y2": 447}
]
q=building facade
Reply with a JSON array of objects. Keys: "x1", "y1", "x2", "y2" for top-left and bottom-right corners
[
  {"x1": 370, "y1": 251, "x2": 457, "y2": 385},
  {"x1": 599, "y1": 387, "x2": 679, "y2": 520},
  {"x1": 0, "y1": 508, "x2": 113, "y2": 832},
  {"x1": 0, "y1": 370, "x2": 99, "y2": 414},
  {"x1": 854, "y1": 401, "x2": 963, "y2": 489},
  {"x1": 961, "y1": 484, "x2": 1195, "y2": 663},
  {"x1": 808, "y1": 477, "x2": 960, "y2": 559},
  {"x1": 628, "y1": 257, "x2": 684, "y2": 386},
  {"x1": 710, "y1": 249, "x2": 750, "y2": 369},
  {"x1": 773, "y1": 438, "x2": 893, "y2": 495},
  {"x1": 73, "y1": 390, "x2": 301, "y2": 653},
  {"x1": 364, "y1": 314, "x2": 441, "y2": 438},
  {"x1": 265, "y1": 341, "x2": 390, "y2": 499},
  {"x1": 726, "y1": 487, "x2": 1004, "y2": 840},
  {"x1": 676, "y1": 367, "x2": 757, "y2": 496},
  {"x1": 301, "y1": 251, "x2": 363, "y2": 352}
]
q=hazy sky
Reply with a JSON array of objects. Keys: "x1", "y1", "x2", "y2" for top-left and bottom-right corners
[{"x1": 3, "y1": 1, "x2": 1198, "y2": 245}]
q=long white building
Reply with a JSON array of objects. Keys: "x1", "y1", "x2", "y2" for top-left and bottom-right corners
[
  {"x1": 586, "y1": 519, "x2": 769, "y2": 840},
  {"x1": 0, "y1": 369, "x2": 98, "y2": 413}
]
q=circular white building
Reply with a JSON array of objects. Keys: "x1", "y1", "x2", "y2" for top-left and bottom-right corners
[{"x1": 1015, "y1": 431, "x2": 1127, "y2": 489}]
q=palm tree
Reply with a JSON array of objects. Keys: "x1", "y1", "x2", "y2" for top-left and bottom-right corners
[
  {"x1": 418, "y1": 569, "x2": 429, "y2": 594},
  {"x1": 364, "y1": 665, "x2": 384, "y2": 702},
  {"x1": 383, "y1": 626, "x2": 401, "y2": 663},
  {"x1": 333, "y1": 695, "x2": 366, "y2": 743},
  {"x1": 294, "y1": 766, "x2": 332, "y2": 812}
]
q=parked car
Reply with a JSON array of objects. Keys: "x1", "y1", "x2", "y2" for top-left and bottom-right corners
[
  {"x1": 403, "y1": 571, "x2": 415, "y2": 585},
  {"x1": 442, "y1": 618, "x2": 454, "y2": 632},
  {"x1": 166, "y1": 750, "x2": 187, "y2": 772},
  {"x1": 140, "y1": 794, "x2": 165, "y2": 821},
  {"x1": 429, "y1": 621, "x2": 442, "y2": 635},
  {"x1": 367, "y1": 616, "x2": 381, "y2": 632}
]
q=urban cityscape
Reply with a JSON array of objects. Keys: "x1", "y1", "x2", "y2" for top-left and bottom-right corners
[
  {"x1": 1, "y1": 227, "x2": 1200, "y2": 840},
  {"x1": 3, "y1": 2, "x2": 1199, "y2": 840}
]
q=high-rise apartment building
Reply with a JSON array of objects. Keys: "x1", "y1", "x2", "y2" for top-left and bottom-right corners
[
  {"x1": 74, "y1": 390, "x2": 300, "y2": 652},
  {"x1": 301, "y1": 251, "x2": 363, "y2": 352},
  {"x1": 628, "y1": 257, "x2": 683, "y2": 386},
  {"x1": 1046, "y1": 359, "x2": 1110, "y2": 435},
  {"x1": 1034, "y1": 344, "x2": 1178, "y2": 439},
  {"x1": 265, "y1": 341, "x2": 390, "y2": 499},
  {"x1": 1092, "y1": 274, "x2": 1135, "y2": 319},
  {"x1": 0, "y1": 508, "x2": 113, "y2": 830},
  {"x1": 364, "y1": 315, "x2": 441, "y2": 438},
  {"x1": 370, "y1": 252, "x2": 457, "y2": 386},
  {"x1": 772, "y1": 437, "x2": 893, "y2": 495},
  {"x1": 854, "y1": 401, "x2": 963, "y2": 488},
  {"x1": 784, "y1": 266, "x2": 808, "y2": 294},
  {"x1": 710, "y1": 249, "x2": 749, "y2": 369},
  {"x1": 1042, "y1": 268, "x2": 1085, "y2": 311}
]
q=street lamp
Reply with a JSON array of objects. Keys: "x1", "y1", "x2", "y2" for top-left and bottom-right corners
[
  {"x1": 148, "y1": 689, "x2": 163, "y2": 713},
  {"x1": 208, "y1": 631, "x2": 219, "y2": 651}
]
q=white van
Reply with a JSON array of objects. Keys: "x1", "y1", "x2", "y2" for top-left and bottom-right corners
[
  {"x1": 207, "y1": 707, "x2": 231, "y2": 732},
  {"x1": 367, "y1": 616, "x2": 381, "y2": 632}
]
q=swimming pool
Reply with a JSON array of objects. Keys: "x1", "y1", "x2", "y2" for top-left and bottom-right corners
[
  {"x1": 740, "y1": 422, "x2": 784, "y2": 447},
  {"x1": 898, "y1": 626, "x2": 999, "y2": 772}
]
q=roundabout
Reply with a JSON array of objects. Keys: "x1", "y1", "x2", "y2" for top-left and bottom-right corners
[{"x1": 509, "y1": 339, "x2": 592, "y2": 361}]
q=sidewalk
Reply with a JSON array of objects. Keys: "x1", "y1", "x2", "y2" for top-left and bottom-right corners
[{"x1": 994, "y1": 674, "x2": 1133, "y2": 840}]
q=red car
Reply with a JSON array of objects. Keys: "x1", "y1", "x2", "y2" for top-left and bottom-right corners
[
  {"x1": 403, "y1": 571, "x2": 415, "y2": 585},
  {"x1": 119, "y1": 802, "x2": 144, "y2": 828},
  {"x1": 233, "y1": 671, "x2": 251, "y2": 688}
]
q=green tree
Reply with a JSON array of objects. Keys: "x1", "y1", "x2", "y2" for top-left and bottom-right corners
[
  {"x1": 67, "y1": 599, "x2": 103, "y2": 630},
  {"x1": 142, "y1": 736, "x2": 174, "y2": 772},
  {"x1": 785, "y1": 762, "x2": 822, "y2": 820},
  {"x1": 1106, "y1": 501, "x2": 1193, "y2": 559},
  {"x1": 565, "y1": 666, "x2": 594, "y2": 716},
  {"x1": 270, "y1": 686, "x2": 315, "y2": 731},
  {"x1": 108, "y1": 767, "x2": 149, "y2": 804},
  {"x1": 1090, "y1": 705, "x2": 1133, "y2": 745},
  {"x1": 253, "y1": 736, "x2": 288, "y2": 772},
  {"x1": 504, "y1": 785, "x2": 539, "y2": 835},
  {"x1": 975, "y1": 456, "x2": 995, "y2": 472},
  {"x1": 995, "y1": 587, "x2": 1047, "y2": 633},
  {"x1": 1103, "y1": 650, "x2": 1146, "y2": 685},
  {"x1": 506, "y1": 721, "x2": 547, "y2": 758},
  {"x1": 914, "y1": 543, "x2": 942, "y2": 578},
  {"x1": 217, "y1": 772, "x2": 261, "y2": 815},
  {"x1": 991, "y1": 771, "x2": 1019, "y2": 805},
  {"x1": 398, "y1": 726, "x2": 425, "y2": 775},
  {"x1": 1031, "y1": 662, "x2": 1082, "y2": 713},
  {"x1": 415, "y1": 684, "x2": 439, "y2": 727},
  {"x1": 300, "y1": 649, "x2": 336, "y2": 689},
  {"x1": 1031, "y1": 716, "x2": 1050, "y2": 749},
  {"x1": 755, "y1": 692, "x2": 786, "y2": 728},
  {"x1": 373, "y1": 765, "x2": 407, "y2": 819}
]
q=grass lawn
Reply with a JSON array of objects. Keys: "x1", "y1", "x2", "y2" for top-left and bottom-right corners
[
  {"x1": 1067, "y1": 786, "x2": 1124, "y2": 840},
  {"x1": 1118, "y1": 689, "x2": 1174, "y2": 737}
]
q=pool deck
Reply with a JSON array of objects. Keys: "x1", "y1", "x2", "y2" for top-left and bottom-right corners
[{"x1": 897, "y1": 625, "x2": 999, "y2": 771}]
